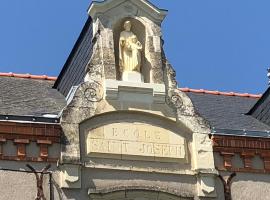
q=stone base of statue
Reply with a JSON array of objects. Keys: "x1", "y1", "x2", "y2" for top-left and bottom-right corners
[{"x1": 122, "y1": 71, "x2": 144, "y2": 83}]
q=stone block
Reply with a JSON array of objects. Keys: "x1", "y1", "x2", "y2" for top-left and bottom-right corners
[{"x1": 122, "y1": 71, "x2": 144, "y2": 83}]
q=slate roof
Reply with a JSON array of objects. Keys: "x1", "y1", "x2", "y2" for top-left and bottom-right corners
[
  {"x1": 249, "y1": 87, "x2": 270, "y2": 126},
  {"x1": 53, "y1": 17, "x2": 93, "y2": 97},
  {"x1": 185, "y1": 92, "x2": 270, "y2": 132},
  {"x1": 0, "y1": 74, "x2": 269, "y2": 132},
  {"x1": 0, "y1": 76, "x2": 66, "y2": 117}
]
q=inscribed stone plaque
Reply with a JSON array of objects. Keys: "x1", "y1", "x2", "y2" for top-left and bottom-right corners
[{"x1": 86, "y1": 123, "x2": 187, "y2": 162}]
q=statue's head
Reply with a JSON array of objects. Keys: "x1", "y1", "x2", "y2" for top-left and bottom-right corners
[
  {"x1": 123, "y1": 21, "x2": 132, "y2": 31},
  {"x1": 131, "y1": 35, "x2": 138, "y2": 43}
]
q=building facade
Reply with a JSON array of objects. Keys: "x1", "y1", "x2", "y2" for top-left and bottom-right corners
[{"x1": 1, "y1": 1, "x2": 270, "y2": 199}]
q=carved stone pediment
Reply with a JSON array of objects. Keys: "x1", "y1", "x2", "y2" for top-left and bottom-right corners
[{"x1": 88, "y1": 0, "x2": 167, "y2": 23}]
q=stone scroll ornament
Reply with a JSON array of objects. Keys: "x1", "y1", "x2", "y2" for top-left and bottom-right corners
[
  {"x1": 26, "y1": 164, "x2": 51, "y2": 200},
  {"x1": 218, "y1": 172, "x2": 236, "y2": 200},
  {"x1": 166, "y1": 90, "x2": 183, "y2": 109},
  {"x1": 84, "y1": 81, "x2": 104, "y2": 102}
]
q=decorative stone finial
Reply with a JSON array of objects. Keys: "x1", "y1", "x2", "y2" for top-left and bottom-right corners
[{"x1": 267, "y1": 68, "x2": 270, "y2": 85}]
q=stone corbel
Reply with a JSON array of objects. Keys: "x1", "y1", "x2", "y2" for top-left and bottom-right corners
[
  {"x1": 197, "y1": 172, "x2": 217, "y2": 197},
  {"x1": 37, "y1": 140, "x2": 52, "y2": 160},
  {"x1": 60, "y1": 164, "x2": 81, "y2": 189},
  {"x1": 221, "y1": 152, "x2": 235, "y2": 169},
  {"x1": 241, "y1": 152, "x2": 255, "y2": 169},
  {"x1": 260, "y1": 152, "x2": 270, "y2": 170},
  {"x1": 14, "y1": 139, "x2": 30, "y2": 160}
]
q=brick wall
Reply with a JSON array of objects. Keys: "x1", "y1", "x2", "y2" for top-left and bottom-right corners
[
  {"x1": 212, "y1": 135, "x2": 270, "y2": 173},
  {"x1": 0, "y1": 122, "x2": 61, "y2": 162}
]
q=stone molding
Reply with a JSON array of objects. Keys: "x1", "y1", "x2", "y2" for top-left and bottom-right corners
[
  {"x1": 88, "y1": 0, "x2": 167, "y2": 23},
  {"x1": 89, "y1": 187, "x2": 190, "y2": 199}
]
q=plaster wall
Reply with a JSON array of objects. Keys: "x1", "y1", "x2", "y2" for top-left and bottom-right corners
[
  {"x1": 0, "y1": 161, "x2": 60, "y2": 200},
  {"x1": 230, "y1": 173, "x2": 270, "y2": 200},
  {"x1": 0, "y1": 170, "x2": 50, "y2": 200},
  {"x1": 214, "y1": 152, "x2": 270, "y2": 200},
  {"x1": 214, "y1": 172, "x2": 270, "y2": 200}
]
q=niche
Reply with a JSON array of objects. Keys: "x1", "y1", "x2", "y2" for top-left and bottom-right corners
[{"x1": 113, "y1": 17, "x2": 150, "y2": 83}]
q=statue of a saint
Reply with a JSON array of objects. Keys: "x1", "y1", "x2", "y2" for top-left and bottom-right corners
[{"x1": 119, "y1": 21, "x2": 142, "y2": 73}]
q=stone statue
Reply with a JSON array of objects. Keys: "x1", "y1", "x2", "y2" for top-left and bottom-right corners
[{"x1": 119, "y1": 21, "x2": 142, "y2": 73}]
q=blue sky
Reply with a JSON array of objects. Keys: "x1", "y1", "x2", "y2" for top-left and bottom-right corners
[{"x1": 0, "y1": 0, "x2": 269, "y2": 94}]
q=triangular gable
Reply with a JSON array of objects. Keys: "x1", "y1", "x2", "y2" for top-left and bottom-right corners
[{"x1": 88, "y1": 0, "x2": 168, "y2": 22}]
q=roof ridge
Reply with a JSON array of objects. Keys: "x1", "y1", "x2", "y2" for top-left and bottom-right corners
[
  {"x1": 179, "y1": 88, "x2": 262, "y2": 99},
  {"x1": 0, "y1": 72, "x2": 57, "y2": 81}
]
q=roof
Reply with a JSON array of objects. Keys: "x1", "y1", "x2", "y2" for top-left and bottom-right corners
[
  {"x1": 184, "y1": 90, "x2": 270, "y2": 132},
  {"x1": 248, "y1": 87, "x2": 270, "y2": 126},
  {"x1": 0, "y1": 73, "x2": 269, "y2": 132},
  {"x1": 53, "y1": 17, "x2": 93, "y2": 97},
  {"x1": 0, "y1": 72, "x2": 57, "y2": 81},
  {"x1": 179, "y1": 88, "x2": 262, "y2": 98},
  {"x1": 0, "y1": 76, "x2": 66, "y2": 118}
]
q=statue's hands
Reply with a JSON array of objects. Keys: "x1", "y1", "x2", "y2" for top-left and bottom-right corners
[{"x1": 127, "y1": 44, "x2": 132, "y2": 50}]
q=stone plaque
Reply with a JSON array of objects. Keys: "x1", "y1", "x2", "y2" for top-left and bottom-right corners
[{"x1": 86, "y1": 123, "x2": 187, "y2": 162}]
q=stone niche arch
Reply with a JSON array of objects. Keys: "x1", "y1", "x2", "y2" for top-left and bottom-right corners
[
  {"x1": 89, "y1": 188, "x2": 189, "y2": 200},
  {"x1": 113, "y1": 17, "x2": 151, "y2": 83}
]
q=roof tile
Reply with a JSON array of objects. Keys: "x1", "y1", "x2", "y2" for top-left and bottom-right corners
[
  {"x1": 179, "y1": 88, "x2": 262, "y2": 99},
  {"x1": 0, "y1": 72, "x2": 57, "y2": 81}
]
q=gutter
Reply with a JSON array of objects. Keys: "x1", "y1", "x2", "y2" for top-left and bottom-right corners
[
  {"x1": 212, "y1": 128, "x2": 270, "y2": 138},
  {"x1": 0, "y1": 115, "x2": 60, "y2": 124}
]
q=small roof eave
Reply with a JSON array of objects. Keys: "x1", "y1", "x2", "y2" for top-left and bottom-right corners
[{"x1": 212, "y1": 128, "x2": 270, "y2": 138}]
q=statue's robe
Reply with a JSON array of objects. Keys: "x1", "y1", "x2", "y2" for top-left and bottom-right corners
[{"x1": 119, "y1": 31, "x2": 142, "y2": 72}]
